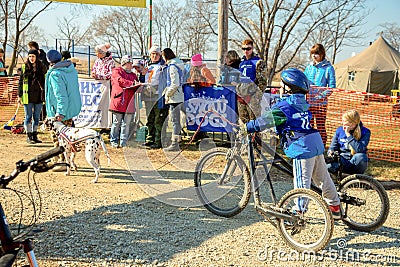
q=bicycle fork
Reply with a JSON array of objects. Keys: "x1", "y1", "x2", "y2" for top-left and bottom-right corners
[{"x1": 245, "y1": 137, "x2": 303, "y2": 227}]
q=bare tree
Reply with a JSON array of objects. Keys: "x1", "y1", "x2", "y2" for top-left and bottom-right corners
[
  {"x1": 193, "y1": 0, "x2": 367, "y2": 84},
  {"x1": 306, "y1": 0, "x2": 369, "y2": 64},
  {"x1": 153, "y1": 0, "x2": 184, "y2": 53},
  {"x1": 0, "y1": 0, "x2": 52, "y2": 75},
  {"x1": 56, "y1": 16, "x2": 90, "y2": 50},
  {"x1": 378, "y1": 22, "x2": 400, "y2": 51},
  {"x1": 87, "y1": 7, "x2": 148, "y2": 58},
  {"x1": 179, "y1": 0, "x2": 217, "y2": 57}
]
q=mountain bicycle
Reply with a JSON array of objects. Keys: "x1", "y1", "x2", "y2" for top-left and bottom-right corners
[
  {"x1": 194, "y1": 132, "x2": 334, "y2": 252},
  {"x1": 194, "y1": 132, "x2": 390, "y2": 251},
  {"x1": 0, "y1": 146, "x2": 65, "y2": 267}
]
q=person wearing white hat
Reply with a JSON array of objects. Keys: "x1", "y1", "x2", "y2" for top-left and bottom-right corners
[
  {"x1": 109, "y1": 55, "x2": 140, "y2": 148},
  {"x1": 142, "y1": 45, "x2": 167, "y2": 149},
  {"x1": 91, "y1": 43, "x2": 115, "y2": 80},
  {"x1": 91, "y1": 43, "x2": 115, "y2": 129}
]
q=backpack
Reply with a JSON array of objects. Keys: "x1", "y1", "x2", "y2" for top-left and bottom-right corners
[
  {"x1": 157, "y1": 65, "x2": 168, "y2": 109},
  {"x1": 167, "y1": 63, "x2": 185, "y2": 86}
]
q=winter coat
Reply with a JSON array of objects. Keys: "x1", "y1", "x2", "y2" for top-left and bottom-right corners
[
  {"x1": 18, "y1": 61, "x2": 46, "y2": 104},
  {"x1": 110, "y1": 67, "x2": 138, "y2": 114},
  {"x1": 38, "y1": 49, "x2": 50, "y2": 70},
  {"x1": 218, "y1": 61, "x2": 241, "y2": 84},
  {"x1": 246, "y1": 94, "x2": 324, "y2": 159},
  {"x1": 186, "y1": 64, "x2": 216, "y2": 87},
  {"x1": 304, "y1": 59, "x2": 336, "y2": 88},
  {"x1": 163, "y1": 58, "x2": 185, "y2": 104},
  {"x1": 304, "y1": 59, "x2": 336, "y2": 105},
  {"x1": 328, "y1": 122, "x2": 370, "y2": 160},
  {"x1": 0, "y1": 59, "x2": 6, "y2": 76},
  {"x1": 45, "y1": 60, "x2": 82, "y2": 121},
  {"x1": 91, "y1": 54, "x2": 115, "y2": 80},
  {"x1": 143, "y1": 59, "x2": 164, "y2": 102}
]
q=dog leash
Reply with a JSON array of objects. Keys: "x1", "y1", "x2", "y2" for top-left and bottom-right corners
[{"x1": 154, "y1": 110, "x2": 240, "y2": 171}]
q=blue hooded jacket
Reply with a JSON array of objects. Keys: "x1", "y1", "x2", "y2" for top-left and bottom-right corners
[
  {"x1": 304, "y1": 59, "x2": 336, "y2": 88},
  {"x1": 45, "y1": 60, "x2": 82, "y2": 121},
  {"x1": 304, "y1": 59, "x2": 336, "y2": 105},
  {"x1": 246, "y1": 94, "x2": 324, "y2": 159}
]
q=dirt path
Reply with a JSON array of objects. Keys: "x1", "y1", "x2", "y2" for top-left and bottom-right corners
[{"x1": 0, "y1": 130, "x2": 399, "y2": 267}]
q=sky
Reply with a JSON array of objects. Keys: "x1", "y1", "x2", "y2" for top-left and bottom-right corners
[{"x1": 32, "y1": 0, "x2": 400, "y2": 63}]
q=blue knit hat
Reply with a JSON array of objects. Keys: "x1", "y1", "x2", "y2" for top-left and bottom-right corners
[{"x1": 46, "y1": 50, "x2": 62, "y2": 63}]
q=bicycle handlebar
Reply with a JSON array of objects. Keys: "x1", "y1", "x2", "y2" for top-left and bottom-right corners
[{"x1": 0, "y1": 146, "x2": 65, "y2": 187}]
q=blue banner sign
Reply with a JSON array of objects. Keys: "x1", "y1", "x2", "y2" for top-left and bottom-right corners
[{"x1": 184, "y1": 85, "x2": 237, "y2": 132}]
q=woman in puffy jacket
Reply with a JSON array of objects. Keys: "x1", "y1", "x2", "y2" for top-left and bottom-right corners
[
  {"x1": 304, "y1": 43, "x2": 336, "y2": 145},
  {"x1": 161, "y1": 48, "x2": 185, "y2": 151},
  {"x1": 109, "y1": 55, "x2": 139, "y2": 148},
  {"x1": 327, "y1": 110, "x2": 370, "y2": 174}
]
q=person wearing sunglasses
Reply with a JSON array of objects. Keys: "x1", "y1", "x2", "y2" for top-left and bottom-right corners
[
  {"x1": 239, "y1": 39, "x2": 260, "y2": 83},
  {"x1": 236, "y1": 39, "x2": 263, "y2": 124}
]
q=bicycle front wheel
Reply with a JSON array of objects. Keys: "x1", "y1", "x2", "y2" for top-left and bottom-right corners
[
  {"x1": 277, "y1": 188, "x2": 334, "y2": 252},
  {"x1": 338, "y1": 174, "x2": 390, "y2": 232},
  {"x1": 194, "y1": 147, "x2": 251, "y2": 217}
]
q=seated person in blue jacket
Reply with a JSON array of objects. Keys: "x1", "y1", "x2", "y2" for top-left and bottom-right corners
[
  {"x1": 327, "y1": 110, "x2": 370, "y2": 174},
  {"x1": 241, "y1": 68, "x2": 341, "y2": 219}
]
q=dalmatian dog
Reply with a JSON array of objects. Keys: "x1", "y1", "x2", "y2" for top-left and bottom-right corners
[{"x1": 42, "y1": 118, "x2": 110, "y2": 183}]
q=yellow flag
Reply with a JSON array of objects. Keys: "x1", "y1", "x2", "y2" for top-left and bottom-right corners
[{"x1": 51, "y1": 0, "x2": 146, "y2": 8}]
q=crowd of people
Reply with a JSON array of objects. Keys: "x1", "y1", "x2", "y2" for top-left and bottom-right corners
[{"x1": 9, "y1": 39, "x2": 371, "y2": 214}]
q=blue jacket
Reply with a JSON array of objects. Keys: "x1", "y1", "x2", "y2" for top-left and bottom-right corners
[
  {"x1": 304, "y1": 59, "x2": 336, "y2": 88},
  {"x1": 328, "y1": 122, "x2": 370, "y2": 160},
  {"x1": 45, "y1": 60, "x2": 82, "y2": 121},
  {"x1": 246, "y1": 94, "x2": 324, "y2": 159},
  {"x1": 304, "y1": 59, "x2": 336, "y2": 105},
  {"x1": 239, "y1": 55, "x2": 260, "y2": 82}
]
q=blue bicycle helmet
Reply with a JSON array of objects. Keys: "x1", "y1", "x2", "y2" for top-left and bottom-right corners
[{"x1": 280, "y1": 68, "x2": 310, "y2": 94}]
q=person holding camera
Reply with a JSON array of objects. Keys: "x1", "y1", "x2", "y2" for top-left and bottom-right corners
[{"x1": 327, "y1": 110, "x2": 370, "y2": 174}]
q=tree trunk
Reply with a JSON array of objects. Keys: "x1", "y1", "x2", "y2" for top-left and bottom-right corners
[{"x1": 8, "y1": 33, "x2": 21, "y2": 76}]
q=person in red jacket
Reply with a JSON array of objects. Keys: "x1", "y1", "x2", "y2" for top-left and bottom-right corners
[{"x1": 109, "y1": 55, "x2": 139, "y2": 148}]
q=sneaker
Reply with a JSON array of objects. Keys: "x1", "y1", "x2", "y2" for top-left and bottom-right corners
[
  {"x1": 111, "y1": 143, "x2": 119, "y2": 148},
  {"x1": 329, "y1": 205, "x2": 342, "y2": 220}
]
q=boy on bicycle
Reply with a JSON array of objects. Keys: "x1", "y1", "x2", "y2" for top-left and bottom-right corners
[{"x1": 241, "y1": 68, "x2": 341, "y2": 219}]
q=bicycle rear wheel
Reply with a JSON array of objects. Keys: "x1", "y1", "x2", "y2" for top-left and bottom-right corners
[
  {"x1": 338, "y1": 174, "x2": 390, "y2": 232},
  {"x1": 194, "y1": 147, "x2": 251, "y2": 217},
  {"x1": 276, "y1": 188, "x2": 333, "y2": 252}
]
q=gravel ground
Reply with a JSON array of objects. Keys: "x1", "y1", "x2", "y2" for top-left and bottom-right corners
[{"x1": 0, "y1": 131, "x2": 399, "y2": 267}]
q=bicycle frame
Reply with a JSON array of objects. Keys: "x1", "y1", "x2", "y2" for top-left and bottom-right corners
[
  {"x1": 243, "y1": 133, "x2": 367, "y2": 216},
  {"x1": 0, "y1": 146, "x2": 64, "y2": 267},
  {"x1": 0, "y1": 203, "x2": 39, "y2": 267},
  {"x1": 243, "y1": 134, "x2": 302, "y2": 224}
]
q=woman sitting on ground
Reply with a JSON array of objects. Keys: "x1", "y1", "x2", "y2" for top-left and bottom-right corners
[{"x1": 327, "y1": 109, "x2": 370, "y2": 174}]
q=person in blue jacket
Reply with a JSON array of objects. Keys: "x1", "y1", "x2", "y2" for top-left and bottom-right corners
[
  {"x1": 327, "y1": 110, "x2": 370, "y2": 174},
  {"x1": 242, "y1": 68, "x2": 341, "y2": 219},
  {"x1": 45, "y1": 49, "x2": 82, "y2": 171},
  {"x1": 45, "y1": 50, "x2": 81, "y2": 123},
  {"x1": 304, "y1": 43, "x2": 336, "y2": 145}
]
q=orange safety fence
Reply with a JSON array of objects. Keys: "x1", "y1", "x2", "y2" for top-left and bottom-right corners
[
  {"x1": 0, "y1": 77, "x2": 23, "y2": 125},
  {"x1": 1, "y1": 77, "x2": 400, "y2": 162},
  {"x1": 309, "y1": 87, "x2": 400, "y2": 163}
]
